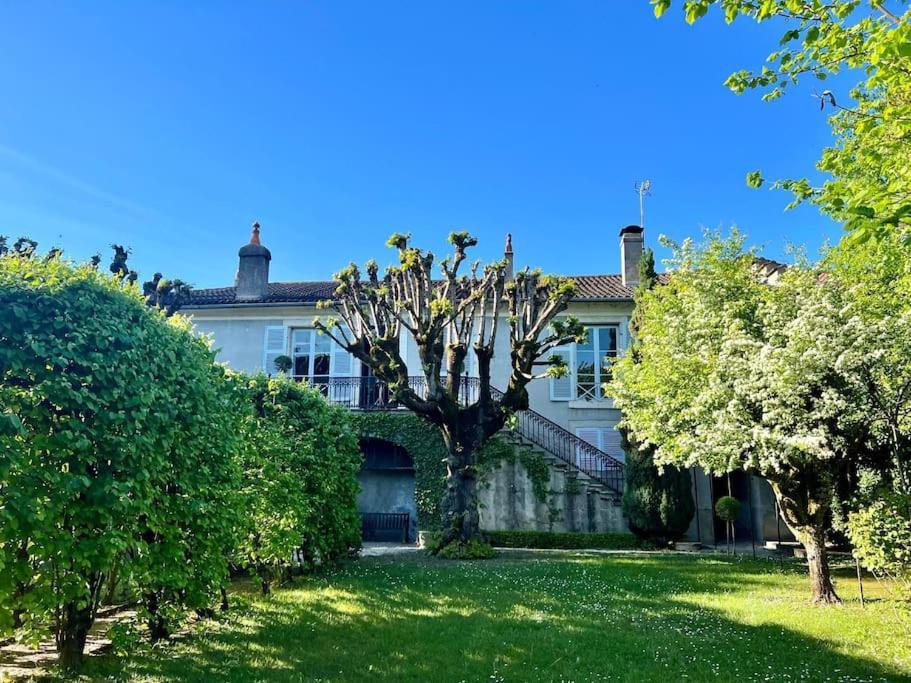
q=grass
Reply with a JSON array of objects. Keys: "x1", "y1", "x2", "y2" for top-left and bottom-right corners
[{"x1": 84, "y1": 551, "x2": 910, "y2": 682}]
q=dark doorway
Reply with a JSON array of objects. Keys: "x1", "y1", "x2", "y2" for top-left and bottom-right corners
[
  {"x1": 357, "y1": 438, "x2": 417, "y2": 543},
  {"x1": 711, "y1": 472, "x2": 752, "y2": 544}
]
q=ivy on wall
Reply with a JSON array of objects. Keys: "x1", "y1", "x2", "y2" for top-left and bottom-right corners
[
  {"x1": 349, "y1": 412, "x2": 447, "y2": 530},
  {"x1": 350, "y1": 412, "x2": 562, "y2": 531}
]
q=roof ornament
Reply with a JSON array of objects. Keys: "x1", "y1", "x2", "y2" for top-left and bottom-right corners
[
  {"x1": 505, "y1": 233, "x2": 513, "y2": 255},
  {"x1": 250, "y1": 221, "x2": 261, "y2": 245}
]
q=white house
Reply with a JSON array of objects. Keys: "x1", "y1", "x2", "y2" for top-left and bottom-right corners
[{"x1": 184, "y1": 224, "x2": 787, "y2": 547}]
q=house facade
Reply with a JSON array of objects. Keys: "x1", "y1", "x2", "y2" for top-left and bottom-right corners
[{"x1": 184, "y1": 224, "x2": 788, "y2": 548}]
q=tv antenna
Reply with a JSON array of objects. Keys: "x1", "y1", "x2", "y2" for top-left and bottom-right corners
[{"x1": 634, "y1": 179, "x2": 652, "y2": 229}]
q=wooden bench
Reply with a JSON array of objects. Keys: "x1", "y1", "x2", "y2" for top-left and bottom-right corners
[{"x1": 362, "y1": 512, "x2": 410, "y2": 543}]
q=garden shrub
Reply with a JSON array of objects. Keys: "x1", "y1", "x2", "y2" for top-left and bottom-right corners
[
  {"x1": 0, "y1": 249, "x2": 245, "y2": 668},
  {"x1": 621, "y1": 429, "x2": 694, "y2": 545},
  {"x1": 238, "y1": 376, "x2": 362, "y2": 593},
  {"x1": 483, "y1": 530, "x2": 642, "y2": 550},
  {"x1": 425, "y1": 533, "x2": 496, "y2": 559},
  {"x1": 847, "y1": 493, "x2": 911, "y2": 598}
]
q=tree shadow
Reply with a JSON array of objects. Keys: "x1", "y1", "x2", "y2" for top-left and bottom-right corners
[{"x1": 84, "y1": 552, "x2": 910, "y2": 682}]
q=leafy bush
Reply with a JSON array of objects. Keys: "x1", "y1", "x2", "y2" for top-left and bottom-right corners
[
  {"x1": 621, "y1": 430, "x2": 694, "y2": 544},
  {"x1": 847, "y1": 493, "x2": 911, "y2": 597},
  {"x1": 238, "y1": 376, "x2": 362, "y2": 593},
  {"x1": 483, "y1": 530, "x2": 642, "y2": 550},
  {"x1": 0, "y1": 250, "x2": 245, "y2": 668}
]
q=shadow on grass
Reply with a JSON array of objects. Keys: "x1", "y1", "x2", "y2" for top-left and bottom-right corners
[{"x1": 84, "y1": 553, "x2": 909, "y2": 682}]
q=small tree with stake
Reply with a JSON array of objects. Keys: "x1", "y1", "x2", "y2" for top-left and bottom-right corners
[{"x1": 315, "y1": 232, "x2": 584, "y2": 553}]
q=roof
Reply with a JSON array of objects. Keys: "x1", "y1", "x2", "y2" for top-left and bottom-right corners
[{"x1": 186, "y1": 274, "x2": 646, "y2": 308}]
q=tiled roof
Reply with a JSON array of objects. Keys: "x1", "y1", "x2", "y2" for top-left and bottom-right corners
[{"x1": 186, "y1": 274, "x2": 646, "y2": 307}]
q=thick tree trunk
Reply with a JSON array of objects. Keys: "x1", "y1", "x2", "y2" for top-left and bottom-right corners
[
  {"x1": 770, "y1": 477, "x2": 841, "y2": 605},
  {"x1": 57, "y1": 601, "x2": 94, "y2": 672},
  {"x1": 439, "y1": 439, "x2": 481, "y2": 547},
  {"x1": 802, "y1": 527, "x2": 840, "y2": 605}
]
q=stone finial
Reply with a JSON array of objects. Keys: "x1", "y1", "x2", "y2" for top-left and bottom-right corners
[
  {"x1": 505, "y1": 233, "x2": 513, "y2": 255},
  {"x1": 250, "y1": 221, "x2": 261, "y2": 245}
]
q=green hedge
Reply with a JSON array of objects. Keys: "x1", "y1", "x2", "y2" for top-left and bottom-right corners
[{"x1": 483, "y1": 530, "x2": 642, "y2": 550}]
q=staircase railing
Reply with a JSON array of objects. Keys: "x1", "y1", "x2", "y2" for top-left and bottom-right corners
[{"x1": 311, "y1": 375, "x2": 625, "y2": 496}]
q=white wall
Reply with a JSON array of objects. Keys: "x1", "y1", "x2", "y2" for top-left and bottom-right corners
[{"x1": 187, "y1": 299, "x2": 633, "y2": 459}]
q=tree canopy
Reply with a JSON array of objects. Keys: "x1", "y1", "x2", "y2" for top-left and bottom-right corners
[
  {"x1": 609, "y1": 232, "x2": 909, "y2": 602},
  {"x1": 654, "y1": 0, "x2": 911, "y2": 244},
  {"x1": 316, "y1": 232, "x2": 585, "y2": 551}
]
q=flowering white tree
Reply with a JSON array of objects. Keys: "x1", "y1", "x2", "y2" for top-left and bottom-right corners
[
  {"x1": 609, "y1": 233, "x2": 906, "y2": 603},
  {"x1": 315, "y1": 233, "x2": 584, "y2": 552}
]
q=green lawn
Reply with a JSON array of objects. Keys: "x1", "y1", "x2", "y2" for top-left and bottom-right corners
[{"x1": 87, "y1": 551, "x2": 910, "y2": 682}]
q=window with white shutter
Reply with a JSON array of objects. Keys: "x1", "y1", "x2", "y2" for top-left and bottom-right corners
[
  {"x1": 576, "y1": 426, "x2": 626, "y2": 463},
  {"x1": 263, "y1": 326, "x2": 288, "y2": 375},
  {"x1": 548, "y1": 346, "x2": 573, "y2": 401}
]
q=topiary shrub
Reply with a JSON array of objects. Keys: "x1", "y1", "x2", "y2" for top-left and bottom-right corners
[
  {"x1": 621, "y1": 429, "x2": 695, "y2": 545},
  {"x1": 273, "y1": 354, "x2": 293, "y2": 374},
  {"x1": 715, "y1": 495, "x2": 742, "y2": 554}
]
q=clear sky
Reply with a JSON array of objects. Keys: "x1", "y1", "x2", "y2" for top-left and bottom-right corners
[{"x1": 0, "y1": 2, "x2": 843, "y2": 288}]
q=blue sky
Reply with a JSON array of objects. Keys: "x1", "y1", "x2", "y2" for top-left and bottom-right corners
[{"x1": 0, "y1": 2, "x2": 842, "y2": 287}]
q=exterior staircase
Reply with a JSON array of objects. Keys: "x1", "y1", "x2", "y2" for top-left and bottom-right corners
[{"x1": 322, "y1": 375, "x2": 627, "y2": 533}]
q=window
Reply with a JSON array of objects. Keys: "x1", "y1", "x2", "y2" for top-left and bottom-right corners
[
  {"x1": 575, "y1": 326, "x2": 618, "y2": 400},
  {"x1": 576, "y1": 426, "x2": 625, "y2": 463},
  {"x1": 549, "y1": 324, "x2": 622, "y2": 402},
  {"x1": 284, "y1": 328, "x2": 354, "y2": 386}
]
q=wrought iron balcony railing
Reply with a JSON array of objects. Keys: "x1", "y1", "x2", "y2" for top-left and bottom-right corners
[{"x1": 297, "y1": 374, "x2": 625, "y2": 496}]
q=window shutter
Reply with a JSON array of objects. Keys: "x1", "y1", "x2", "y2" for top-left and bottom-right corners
[
  {"x1": 549, "y1": 346, "x2": 573, "y2": 401},
  {"x1": 618, "y1": 319, "x2": 629, "y2": 356},
  {"x1": 575, "y1": 427, "x2": 601, "y2": 470},
  {"x1": 263, "y1": 326, "x2": 287, "y2": 375},
  {"x1": 331, "y1": 341, "x2": 353, "y2": 376},
  {"x1": 600, "y1": 426, "x2": 625, "y2": 463}
]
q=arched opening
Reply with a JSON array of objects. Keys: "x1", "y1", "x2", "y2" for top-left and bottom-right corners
[{"x1": 357, "y1": 438, "x2": 417, "y2": 543}]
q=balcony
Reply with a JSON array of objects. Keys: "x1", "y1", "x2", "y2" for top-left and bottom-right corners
[{"x1": 294, "y1": 374, "x2": 625, "y2": 497}]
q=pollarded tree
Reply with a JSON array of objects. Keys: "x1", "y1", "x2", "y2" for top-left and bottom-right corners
[
  {"x1": 315, "y1": 233, "x2": 583, "y2": 551},
  {"x1": 609, "y1": 232, "x2": 896, "y2": 604}
]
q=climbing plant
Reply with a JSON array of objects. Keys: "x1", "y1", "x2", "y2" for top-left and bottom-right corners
[
  {"x1": 350, "y1": 413, "x2": 561, "y2": 530},
  {"x1": 349, "y1": 412, "x2": 447, "y2": 530}
]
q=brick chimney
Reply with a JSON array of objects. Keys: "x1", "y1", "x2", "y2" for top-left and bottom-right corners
[
  {"x1": 620, "y1": 225, "x2": 644, "y2": 288},
  {"x1": 504, "y1": 233, "x2": 514, "y2": 280},
  {"x1": 235, "y1": 222, "x2": 271, "y2": 301}
]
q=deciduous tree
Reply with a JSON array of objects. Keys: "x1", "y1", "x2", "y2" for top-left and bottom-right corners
[
  {"x1": 315, "y1": 233, "x2": 584, "y2": 552},
  {"x1": 609, "y1": 232, "x2": 903, "y2": 603}
]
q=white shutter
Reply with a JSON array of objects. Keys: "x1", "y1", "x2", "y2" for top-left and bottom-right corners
[
  {"x1": 549, "y1": 346, "x2": 574, "y2": 401},
  {"x1": 263, "y1": 326, "x2": 287, "y2": 375},
  {"x1": 618, "y1": 319, "x2": 629, "y2": 356},
  {"x1": 330, "y1": 340, "x2": 353, "y2": 376},
  {"x1": 575, "y1": 427, "x2": 601, "y2": 470},
  {"x1": 600, "y1": 426, "x2": 625, "y2": 463}
]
